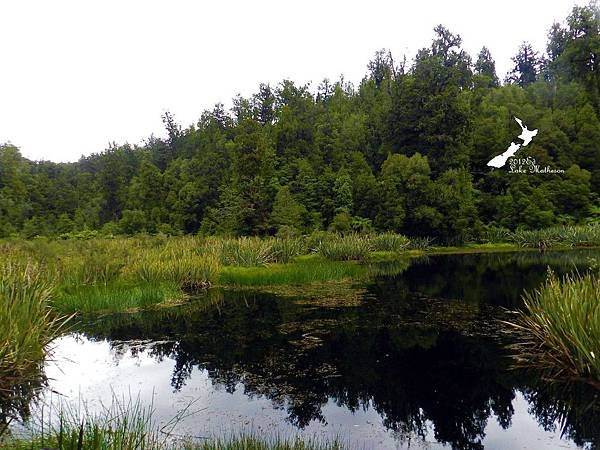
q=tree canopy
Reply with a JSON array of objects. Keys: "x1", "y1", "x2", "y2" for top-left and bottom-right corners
[{"x1": 1, "y1": 2, "x2": 599, "y2": 242}]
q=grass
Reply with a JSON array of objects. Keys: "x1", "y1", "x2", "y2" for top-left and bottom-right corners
[
  {"x1": 506, "y1": 271, "x2": 600, "y2": 386},
  {"x1": 2, "y1": 395, "x2": 345, "y2": 450},
  {"x1": 506, "y1": 225, "x2": 600, "y2": 249},
  {"x1": 1, "y1": 225, "x2": 599, "y2": 315},
  {"x1": 317, "y1": 234, "x2": 373, "y2": 261},
  {"x1": 54, "y1": 282, "x2": 182, "y2": 314},
  {"x1": 0, "y1": 257, "x2": 71, "y2": 397},
  {"x1": 193, "y1": 435, "x2": 344, "y2": 450},
  {"x1": 219, "y1": 258, "x2": 368, "y2": 286}
]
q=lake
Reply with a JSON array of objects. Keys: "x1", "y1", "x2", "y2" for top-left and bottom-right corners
[{"x1": 13, "y1": 250, "x2": 600, "y2": 449}]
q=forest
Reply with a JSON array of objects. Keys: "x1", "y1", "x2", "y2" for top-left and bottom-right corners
[{"x1": 1, "y1": 3, "x2": 599, "y2": 243}]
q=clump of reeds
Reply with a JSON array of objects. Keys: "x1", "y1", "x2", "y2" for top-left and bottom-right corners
[
  {"x1": 510, "y1": 225, "x2": 600, "y2": 249},
  {"x1": 3, "y1": 395, "x2": 166, "y2": 450},
  {"x1": 370, "y1": 232, "x2": 410, "y2": 252},
  {"x1": 216, "y1": 237, "x2": 279, "y2": 267},
  {"x1": 317, "y1": 234, "x2": 372, "y2": 261},
  {"x1": 270, "y1": 237, "x2": 307, "y2": 263},
  {"x1": 194, "y1": 434, "x2": 345, "y2": 450},
  {"x1": 506, "y1": 271, "x2": 600, "y2": 385},
  {"x1": 406, "y1": 236, "x2": 434, "y2": 250},
  {"x1": 131, "y1": 255, "x2": 220, "y2": 291},
  {"x1": 0, "y1": 259, "x2": 71, "y2": 397},
  {"x1": 2, "y1": 394, "x2": 345, "y2": 450}
]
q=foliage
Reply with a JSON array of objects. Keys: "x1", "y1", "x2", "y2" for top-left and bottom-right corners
[
  {"x1": 0, "y1": 258, "x2": 71, "y2": 397},
  {"x1": 1, "y1": 4, "x2": 599, "y2": 241},
  {"x1": 317, "y1": 234, "x2": 373, "y2": 261},
  {"x1": 507, "y1": 271, "x2": 600, "y2": 384}
]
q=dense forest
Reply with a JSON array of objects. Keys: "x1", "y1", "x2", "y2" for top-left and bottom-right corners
[{"x1": 1, "y1": 3, "x2": 599, "y2": 243}]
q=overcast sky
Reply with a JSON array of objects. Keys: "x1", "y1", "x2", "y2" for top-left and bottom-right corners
[{"x1": 0, "y1": 0, "x2": 588, "y2": 163}]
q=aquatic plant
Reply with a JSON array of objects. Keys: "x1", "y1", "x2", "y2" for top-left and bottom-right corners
[
  {"x1": 193, "y1": 435, "x2": 344, "y2": 450},
  {"x1": 217, "y1": 237, "x2": 279, "y2": 267},
  {"x1": 0, "y1": 259, "x2": 71, "y2": 398},
  {"x1": 54, "y1": 282, "x2": 181, "y2": 314},
  {"x1": 370, "y1": 232, "x2": 410, "y2": 252},
  {"x1": 510, "y1": 225, "x2": 600, "y2": 249},
  {"x1": 129, "y1": 254, "x2": 220, "y2": 291},
  {"x1": 3, "y1": 395, "x2": 165, "y2": 450},
  {"x1": 407, "y1": 236, "x2": 434, "y2": 250},
  {"x1": 270, "y1": 237, "x2": 307, "y2": 263},
  {"x1": 507, "y1": 271, "x2": 600, "y2": 386},
  {"x1": 2, "y1": 394, "x2": 345, "y2": 450},
  {"x1": 219, "y1": 259, "x2": 366, "y2": 286},
  {"x1": 317, "y1": 234, "x2": 372, "y2": 261}
]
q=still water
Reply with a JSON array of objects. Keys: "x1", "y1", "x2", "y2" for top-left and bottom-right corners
[{"x1": 27, "y1": 251, "x2": 600, "y2": 448}]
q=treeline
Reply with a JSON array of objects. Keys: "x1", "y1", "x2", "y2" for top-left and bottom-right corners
[{"x1": 1, "y1": 3, "x2": 599, "y2": 242}]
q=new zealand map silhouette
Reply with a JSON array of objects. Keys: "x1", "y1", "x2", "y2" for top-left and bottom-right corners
[{"x1": 487, "y1": 117, "x2": 538, "y2": 168}]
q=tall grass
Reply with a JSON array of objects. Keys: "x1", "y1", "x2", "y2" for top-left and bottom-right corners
[
  {"x1": 370, "y1": 232, "x2": 410, "y2": 252},
  {"x1": 506, "y1": 271, "x2": 600, "y2": 385},
  {"x1": 194, "y1": 435, "x2": 344, "y2": 450},
  {"x1": 214, "y1": 237, "x2": 279, "y2": 267},
  {"x1": 219, "y1": 259, "x2": 367, "y2": 286},
  {"x1": 2, "y1": 395, "x2": 345, "y2": 450},
  {"x1": 4, "y1": 395, "x2": 165, "y2": 450},
  {"x1": 317, "y1": 234, "x2": 372, "y2": 261},
  {"x1": 510, "y1": 225, "x2": 600, "y2": 249},
  {"x1": 0, "y1": 258, "x2": 71, "y2": 397},
  {"x1": 54, "y1": 282, "x2": 181, "y2": 314}
]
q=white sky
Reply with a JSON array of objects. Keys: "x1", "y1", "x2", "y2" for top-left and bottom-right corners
[{"x1": 0, "y1": 0, "x2": 588, "y2": 163}]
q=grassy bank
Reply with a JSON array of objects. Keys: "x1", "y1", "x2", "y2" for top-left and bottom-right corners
[
  {"x1": 507, "y1": 271, "x2": 600, "y2": 387},
  {"x1": 1, "y1": 224, "x2": 599, "y2": 315}
]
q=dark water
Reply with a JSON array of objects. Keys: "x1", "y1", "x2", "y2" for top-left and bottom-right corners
[{"x1": 12, "y1": 250, "x2": 600, "y2": 449}]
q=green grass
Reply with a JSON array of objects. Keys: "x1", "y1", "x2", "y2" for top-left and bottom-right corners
[
  {"x1": 317, "y1": 234, "x2": 373, "y2": 261},
  {"x1": 193, "y1": 435, "x2": 344, "y2": 450},
  {"x1": 2, "y1": 395, "x2": 345, "y2": 450},
  {"x1": 509, "y1": 225, "x2": 600, "y2": 249},
  {"x1": 219, "y1": 259, "x2": 367, "y2": 286},
  {"x1": 1, "y1": 226, "x2": 599, "y2": 315},
  {"x1": 0, "y1": 258, "x2": 71, "y2": 397},
  {"x1": 54, "y1": 282, "x2": 182, "y2": 314},
  {"x1": 506, "y1": 271, "x2": 600, "y2": 386}
]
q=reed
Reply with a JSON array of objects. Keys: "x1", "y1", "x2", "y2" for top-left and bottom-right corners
[
  {"x1": 510, "y1": 225, "x2": 600, "y2": 249},
  {"x1": 216, "y1": 237, "x2": 279, "y2": 267},
  {"x1": 370, "y1": 232, "x2": 410, "y2": 252},
  {"x1": 506, "y1": 271, "x2": 600, "y2": 385},
  {"x1": 54, "y1": 282, "x2": 181, "y2": 314},
  {"x1": 193, "y1": 435, "x2": 344, "y2": 450},
  {"x1": 317, "y1": 234, "x2": 372, "y2": 261},
  {"x1": 407, "y1": 236, "x2": 434, "y2": 250},
  {"x1": 0, "y1": 258, "x2": 71, "y2": 397},
  {"x1": 3, "y1": 395, "x2": 165, "y2": 450},
  {"x1": 2, "y1": 395, "x2": 345, "y2": 450},
  {"x1": 219, "y1": 259, "x2": 366, "y2": 286}
]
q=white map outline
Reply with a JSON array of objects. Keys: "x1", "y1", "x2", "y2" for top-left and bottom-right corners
[{"x1": 487, "y1": 117, "x2": 538, "y2": 168}]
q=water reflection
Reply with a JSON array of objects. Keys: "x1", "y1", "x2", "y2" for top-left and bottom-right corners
[{"x1": 49, "y1": 250, "x2": 600, "y2": 449}]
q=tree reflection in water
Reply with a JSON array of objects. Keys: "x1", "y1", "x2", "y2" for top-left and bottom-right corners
[{"x1": 75, "y1": 250, "x2": 600, "y2": 450}]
